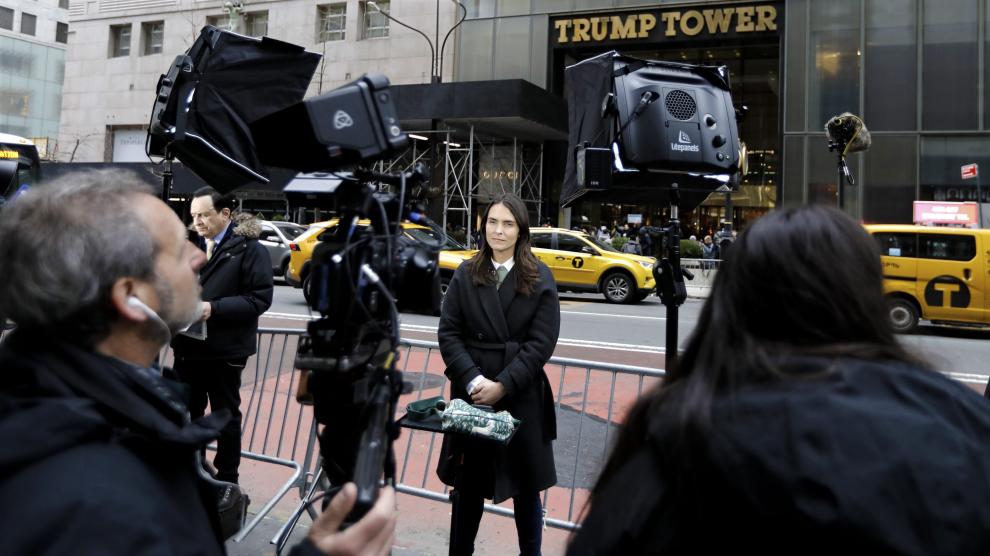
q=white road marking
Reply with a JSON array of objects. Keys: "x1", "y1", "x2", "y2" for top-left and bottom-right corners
[{"x1": 263, "y1": 313, "x2": 984, "y2": 380}]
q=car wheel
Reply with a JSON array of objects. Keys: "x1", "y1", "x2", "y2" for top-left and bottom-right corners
[
  {"x1": 887, "y1": 297, "x2": 919, "y2": 333},
  {"x1": 279, "y1": 258, "x2": 289, "y2": 278},
  {"x1": 602, "y1": 271, "x2": 634, "y2": 304},
  {"x1": 302, "y1": 274, "x2": 313, "y2": 305},
  {"x1": 440, "y1": 276, "x2": 451, "y2": 297}
]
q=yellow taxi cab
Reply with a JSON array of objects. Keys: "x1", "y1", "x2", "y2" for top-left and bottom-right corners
[
  {"x1": 865, "y1": 224, "x2": 990, "y2": 332},
  {"x1": 530, "y1": 227, "x2": 656, "y2": 304},
  {"x1": 286, "y1": 219, "x2": 474, "y2": 303}
]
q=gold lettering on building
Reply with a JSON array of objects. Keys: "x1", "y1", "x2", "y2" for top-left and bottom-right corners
[
  {"x1": 590, "y1": 17, "x2": 609, "y2": 41},
  {"x1": 735, "y1": 6, "x2": 755, "y2": 32},
  {"x1": 638, "y1": 13, "x2": 656, "y2": 37},
  {"x1": 756, "y1": 5, "x2": 777, "y2": 31},
  {"x1": 554, "y1": 19, "x2": 572, "y2": 43},
  {"x1": 703, "y1": 8, "x2": 734, "y2": 33},
  {"x1": 573, "y1": 18, "x2": 591, "y2": 42},
  {"x1": 661, "y1": 12, "x2": 679, "y2": 37},
  {"x1": 609, "y1": 15, "x2": 638, "y2": 39},
  {"x1": 553, "y1": 5, "x2": 777, "y2": 44},
  {"x1": 680, "y1": 10, "x2": 704, "y2": 36}
]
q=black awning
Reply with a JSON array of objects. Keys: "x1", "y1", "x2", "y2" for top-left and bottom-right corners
[{"x1": 391, "y1": 79, "x2": 568, "y2": 142}]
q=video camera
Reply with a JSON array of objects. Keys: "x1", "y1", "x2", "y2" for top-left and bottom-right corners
[{"x1": 147, "y1": 26, "x2": 439, "y2": 523}]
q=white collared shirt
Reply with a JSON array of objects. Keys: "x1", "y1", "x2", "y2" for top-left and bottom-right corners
[{"x1": 491, "y1": 256, "x2": 515, "y2": 273}]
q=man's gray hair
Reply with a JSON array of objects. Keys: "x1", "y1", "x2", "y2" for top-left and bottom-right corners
[{"x1": 0, "y1": 169, "x2": 159, "y2": 344}]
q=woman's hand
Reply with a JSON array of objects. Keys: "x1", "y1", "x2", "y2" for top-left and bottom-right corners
[{"x1": 471, "y1": 379, "x2": 506, "y2": 405}]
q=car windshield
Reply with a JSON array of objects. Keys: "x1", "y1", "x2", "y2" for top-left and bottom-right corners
[
  {"x1": 586, "y1": 235, "x2": 620, "y2": 253},
  {"x1": 274, "y1": 223, "x2": 305, "y2": 240},
  {"x1": 405, "y1": 227, "x2": 466, "y2": 250}
]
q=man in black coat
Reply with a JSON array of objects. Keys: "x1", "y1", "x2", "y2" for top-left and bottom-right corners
[
  {"x1": 0, "y1": 172, "x2": 396, "y2": 555},
  {"x1": 172, "y1": 186, "x2": 273, "y2": 486}
]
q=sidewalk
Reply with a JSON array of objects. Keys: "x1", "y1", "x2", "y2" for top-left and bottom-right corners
[{"x1": 229, "y1": 491, "x2": 574, "y2": 555}]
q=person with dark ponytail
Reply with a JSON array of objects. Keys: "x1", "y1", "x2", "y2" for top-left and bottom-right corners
[
  {"x1": 438, "y1": 193, "x2": 561, "y2": 556},
  {"x1": 569, "y1": 206, "x2": 990, "y2": 555}
]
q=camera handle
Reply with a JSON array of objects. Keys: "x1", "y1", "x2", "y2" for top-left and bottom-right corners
[{"x1": 651, "y1": 182, "x2": 693, "y2": 371}]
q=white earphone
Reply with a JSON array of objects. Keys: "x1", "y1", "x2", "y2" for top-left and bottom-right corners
[{"x1": 127, "y1": 296, "x2": 172, "y2": 340}]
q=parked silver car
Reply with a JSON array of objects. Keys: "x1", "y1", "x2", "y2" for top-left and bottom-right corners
[{"x1": 258, "y1": 221, "x2": 306, "y2": 277}]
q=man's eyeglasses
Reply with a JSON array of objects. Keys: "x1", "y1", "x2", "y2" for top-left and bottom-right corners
[{"x1": 191, "y1": 210, "x2": 217, "y2": 220}]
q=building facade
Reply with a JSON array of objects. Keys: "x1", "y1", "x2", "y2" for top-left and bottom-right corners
[
  {"x1": 453, "y1": 0, "x2": 990, "y2": 229},
  {"x1": 58, "y1": 0, "x2": 458, "y2": 164},
  {"x1": 56, "y1": 0, "x2": 990, "y2": 229},
  {"x1": 0, "y1": 0, "x2": 69, "y2": 155}
]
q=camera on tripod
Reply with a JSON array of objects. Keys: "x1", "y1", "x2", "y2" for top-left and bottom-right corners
[{"x1": 147, "y1": 25, "x2": 438, "y2": 522}]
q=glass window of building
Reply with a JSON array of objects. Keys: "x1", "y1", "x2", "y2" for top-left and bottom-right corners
[
  {"x1": 807, "y1": 0, "x2": 861, "y2": 131},
  {"x1": 59, "y1": 0, "x2": 69, "y2": 9},
  {"x1": 56, "y1": 22, "x2": 68, "y2": 44},
  {"x1": 863, "y1": 135, "x2": 917, "y2": 224},
  {"x1": 109, "y1": 24, "x2": 131, "y2": 57},
  {"x1": 920, "y1": 136, "x2": 990, "y2": 205},
  {"x1": 864, "y1": 0, "x2": 917, "y2": 131},
  {"x1": 245, "y1": 11, "x2": 268, "y2": 37},
  {"x1": 205, "y1": 15, "x2": 230, "y2": 30},
  {"x1": 0, "y1": 7, "x2": 13, "y2": 30},
  {"x1": 318, "y1": 4, "x2": 346, "y2": 42},
  {"x1": 141, "y1": 21, "x2": 164, "y2": 56},
  {"x1": 922, "y1": 0, "x2": 978, "y2": 130},
  {"x1": 20, "y1": 13, "x2": 36, "y2": 36},
  {"x1": 362, "y1": 1, "x2": 389, "y2": 39}
]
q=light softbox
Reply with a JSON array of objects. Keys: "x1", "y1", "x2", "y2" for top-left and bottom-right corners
[
  {"x1": 147, "y1": 26, "x2": 321, "y2": 193},
  {"x1": 562, "y1": 51, "x2": 741, "y2": 210}
]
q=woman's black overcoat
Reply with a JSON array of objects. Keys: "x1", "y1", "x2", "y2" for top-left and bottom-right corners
[{"x1": 436, "y1": 259, "x2": 560, "y2": 503}]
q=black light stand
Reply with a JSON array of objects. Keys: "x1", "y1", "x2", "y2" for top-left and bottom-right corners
[
  {"x1": 827, "y1": 137, "x2": 855, "y2": 210},
  {"x1": 652, "y1": 182, "x2": 694, "y2": 370},
  {"x1": 161, "y1": 149, "x2": 174, "y2": 203}
]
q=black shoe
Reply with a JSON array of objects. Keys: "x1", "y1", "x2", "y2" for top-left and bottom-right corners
[{"x1": 217, "y1": 484, "x2": 250, "y2": 540}]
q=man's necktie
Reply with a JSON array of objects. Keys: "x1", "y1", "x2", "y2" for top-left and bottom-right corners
[
  {"x1": 496, "y1": 265, "x2": 508, "y2": 288},
  {"x1": 206, "y1": 238, "x2": 216, "y2": 260}
]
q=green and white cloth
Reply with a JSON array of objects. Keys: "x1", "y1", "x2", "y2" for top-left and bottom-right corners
[{"x1": 441, "y1": 398, "x2": 520, "y2": 444}]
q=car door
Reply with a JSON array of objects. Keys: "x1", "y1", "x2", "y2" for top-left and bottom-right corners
[
  {"x1": 916, "y1": 232, "x2": 983, "y2": 324},
  {"x1": 530, "y1": 231, "x2": 555, "y2": 268},
  {"x1": 258, "y1": 224, "x2": 285, "y2": 272},
  {"x1": 549, "y1": 233, "x2": 599, "y2": 286}
]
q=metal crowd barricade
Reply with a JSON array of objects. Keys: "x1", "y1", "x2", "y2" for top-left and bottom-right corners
[
  {"x1": 681, "y1": 257, "x2": 721, "y2": 297},
  {"x1": 391, "y1": 338, "x2": 666, "y2": 531},
  {"x1": 161, "y1": 328, "x2": 321, "y2": 543}
]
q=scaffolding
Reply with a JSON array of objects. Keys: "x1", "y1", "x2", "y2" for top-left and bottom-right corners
[{"x1": 373, "y1": 126, "x2": 544, "y2": 248}]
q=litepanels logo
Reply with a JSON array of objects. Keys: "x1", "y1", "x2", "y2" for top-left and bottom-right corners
[
  {"x1": 333, "y1": 110, "x2": 354, "y2": 130},
  {"x1": 671, "y1": 130, "x2": 699, "y2": 152}
]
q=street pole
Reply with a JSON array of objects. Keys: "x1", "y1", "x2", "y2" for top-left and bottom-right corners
[{"x1": 978, "y1": 171, "x2": 985, "y2": 228}]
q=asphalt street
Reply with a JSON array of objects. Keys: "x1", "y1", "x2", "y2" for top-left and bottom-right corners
[{"x1": 264, "y1": 282, "x2": 990, "y2": 384}]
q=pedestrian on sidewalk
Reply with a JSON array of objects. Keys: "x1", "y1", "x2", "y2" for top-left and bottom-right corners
[
  {"x1": 568, "y1": 205, "x2": 990, "y2": 555},
  {"x1": 172, "y1": 187, "x2": 273, "y2": 495},
  {"x1": 438, "y1": 193, "x2": 561, "y2": 556}
]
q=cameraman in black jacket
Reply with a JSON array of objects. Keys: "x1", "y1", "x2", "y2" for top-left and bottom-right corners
[{"x1": 0, "y1": 172, "x2": 395, "y2": 555}]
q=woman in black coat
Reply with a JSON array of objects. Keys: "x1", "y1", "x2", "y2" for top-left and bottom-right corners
[
  {"x1": 567, "y1": 206, "x2": 990, "y2": 555},
  {"x1": 437, "y1": 193, "x2": 561, "y2": 556}
]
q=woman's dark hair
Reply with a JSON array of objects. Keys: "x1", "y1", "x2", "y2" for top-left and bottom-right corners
[
  {"x1": 466, "y1": 194, "x2": 541, "y2": 295},
  {"x1": 589, "y1": 205, "x2": 925, "y2": 502}
]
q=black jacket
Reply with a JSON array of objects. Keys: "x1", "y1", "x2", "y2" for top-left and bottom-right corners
[
  {"x1": 172, "y1": 215, "x2": 273, "y2": 360},
  {"x1": 437, "y1": 260, "x2": 560, "y2": 503},
  {"x1": 568, "y1": 358, "x2": 990, "y2": 555},
  {"x1": 0, "y1": 332, "x2": 229, "y2": 555}
]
